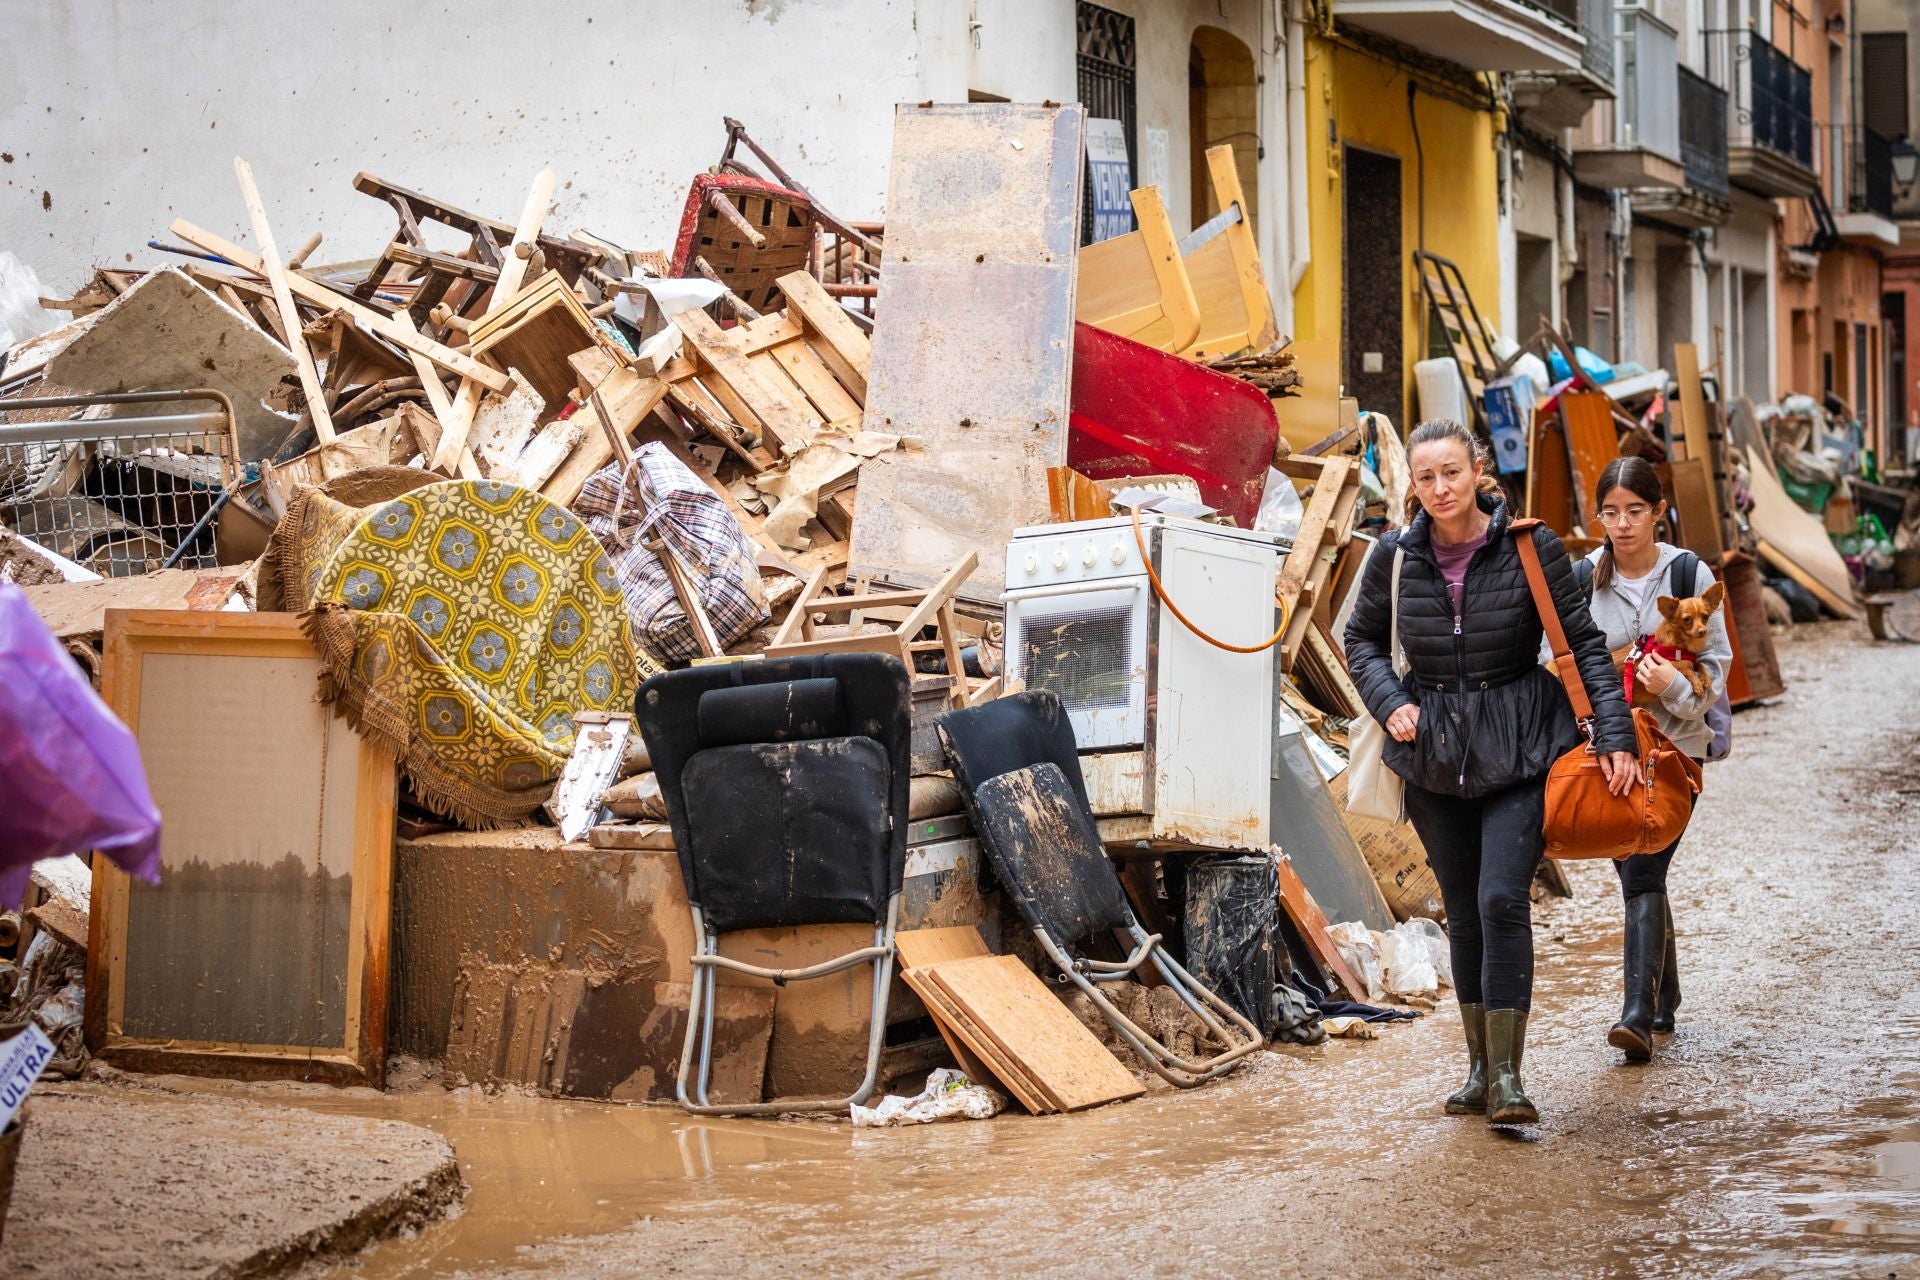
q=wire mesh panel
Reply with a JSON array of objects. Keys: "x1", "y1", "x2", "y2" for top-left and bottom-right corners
[{"x1": 0, "y1": 389, "x2": 238, "y2": 577}]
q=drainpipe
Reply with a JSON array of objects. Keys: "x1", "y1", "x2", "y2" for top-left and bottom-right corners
[
  {"x1": 1286, "y1": 0, "x2": 1311, "y2": 295},
  {"x1": 1262, "y1": 0, "x2": 1293, "y2": 334}
]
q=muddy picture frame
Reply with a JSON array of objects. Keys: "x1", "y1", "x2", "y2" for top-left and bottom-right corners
[{"x1": 85, "y1": 609, "x2": 397, "y2": 1087}]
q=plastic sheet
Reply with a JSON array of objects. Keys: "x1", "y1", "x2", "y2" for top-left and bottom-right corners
[
  {"x1": 1182, "y1": 855, "x2": 1280, "y2": 1039},
  {"x1": 851, "y1": 1068, "x2": 1005, "y2": 1128},
  {"x1": 1254, "y1": 468, "x2": 1304, "y2": 540},
  {"x1": 0, "y1": 583, "x2": 161, "y2": 909}
]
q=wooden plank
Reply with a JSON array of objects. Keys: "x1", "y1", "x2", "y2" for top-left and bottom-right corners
[
  {"x1": 1664, "y1": 457, "x2": 1727, "y2": 561},
  {"x1": 893, "y1": 927, "x2": 1000, "y2": 1085},
  {"x1": 1274, "y1": 852, "x2": 1368, "y2": 1000},
  {"x1": 775, "y1": 270, "x2": 870, "y2": 400},
  {"x1": 232, "y1": 158, "x2": 335, "y2": 444},
  {"x1": 900, "y1": 967, "x2": 1054, "y2": 1114},
  {"x1": 770, "y1": 339, "x2": 863, "y2": 422},
  {"x1": 896, "y1": 926, "x2": 992, "y2": 968},
  {"x1": 1560, "y1": 389, "x2": 1617, "y2": 530},
  {"x1": 848, "y1": 103, "x2": 1085, "y2": 601},
  {"x1": 1672, "y1": 342, "x2": 1706, "y2": 462},
  {"x1": 542, "y1": 362, "x2": 671, "y2": 505},
  {"x1": 167, "y1": 219, "x2": 511, "y2": 392},
  {"x1": 918, "y1": 953, "x2": 1142, "y2": 1111},
  {"x1": 433, "y1": 167, "x2": 557, "y2": 473}
]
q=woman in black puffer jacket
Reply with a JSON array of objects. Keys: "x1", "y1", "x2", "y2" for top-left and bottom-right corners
[{"x1": 1344, "y1": 419, "x2": 1637, "y2": 1126}]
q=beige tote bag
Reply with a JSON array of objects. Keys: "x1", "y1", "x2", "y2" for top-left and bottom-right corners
[{"x1": 1345, "y1": 546, "x2": 1407, "y2": 824}]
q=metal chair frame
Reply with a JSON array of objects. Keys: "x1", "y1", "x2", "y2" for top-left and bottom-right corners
[
  {"x1": 1030, "y1": 912, "x2": 1262, "y2": 1089},
  {"x1": 677, "y1": 895, "x2": 900, "y2": 1116}
]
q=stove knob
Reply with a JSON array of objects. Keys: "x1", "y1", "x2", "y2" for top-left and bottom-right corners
[
  {"x1": 1023, "y1": 553, "x2": 1038, "y2": 575},
  {"x1": 1081, "y1": 544, "x2": 1097, "y2": 567},
  {"x1": 1052, "y1": 549, "x2": 1068, "y2": 570},
  {"x1": 1110, "y1": 542, "x2": 1126, "y2": 564}
]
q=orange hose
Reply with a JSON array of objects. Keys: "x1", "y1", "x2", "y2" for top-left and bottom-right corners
[{"x1": 1128, "y1": 504, "x2": 1288, "y2": 654}]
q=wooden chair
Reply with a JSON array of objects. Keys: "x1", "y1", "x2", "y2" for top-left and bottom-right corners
[{"x1": 766, "y1": 553, "x2": 978, "y2": 709}]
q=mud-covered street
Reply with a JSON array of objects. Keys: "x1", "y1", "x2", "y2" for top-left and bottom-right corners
[{"x1": 191, "y1": 620, "x2": 1897, "y2": 1279}]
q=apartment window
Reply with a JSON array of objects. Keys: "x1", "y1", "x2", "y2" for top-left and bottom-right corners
[
  {"x1": 1861, "y1": 32, "x2": 1908, "y2": 141},
  {"x1": 1077, "y1": 2, "x2": 1137, "y2": 246}
]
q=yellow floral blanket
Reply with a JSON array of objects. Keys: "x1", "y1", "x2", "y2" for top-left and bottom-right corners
[{"x1": 300, "y1": 479, "x2": 657, "y2": 827}]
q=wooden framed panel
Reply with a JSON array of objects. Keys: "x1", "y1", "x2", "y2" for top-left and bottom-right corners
[{"x1": 86, "y1": 610, "x2": 397, "y2": 1086}]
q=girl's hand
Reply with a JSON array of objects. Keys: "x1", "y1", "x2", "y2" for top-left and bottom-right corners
[
  {"x1": 1598, "y1": 750, "x2": 1643, "y2": 797},
  {"x1": 1386, "y1": 704, "x2": 1420, "y2": 743},
  {"x1": 1636, "y1": 653, "x2": 1678, "y2": 695}
]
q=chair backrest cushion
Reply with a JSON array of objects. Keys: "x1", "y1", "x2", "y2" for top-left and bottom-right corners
[
  {"x1": 934, "y1": 690, "x2": 1090, "y2": 813},
  {"x1": 681, "y1": 737, "x2": 892, "y2": 933},
  {"x1": 636, "y1": 654, "x2": 910, "y2": 930},
  {"x1": 970, "y1": 762, "x2": 1134, "y2": 946}
]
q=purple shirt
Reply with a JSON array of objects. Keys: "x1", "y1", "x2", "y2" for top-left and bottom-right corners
[{"x1": 1431, "y1": 530, "x2": 1487, "y2": 616}]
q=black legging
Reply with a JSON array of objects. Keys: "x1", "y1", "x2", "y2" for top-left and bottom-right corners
[
  {"x1": 1613, "y1": 758, "x2": 1703, "y2": 898},
  {"x1": 1403, "y1": 776, "x2": 1547, "y2": 1013}
]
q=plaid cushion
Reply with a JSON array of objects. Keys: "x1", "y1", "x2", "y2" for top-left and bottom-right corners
[{"x1": 574, "y1": 446, "x2": 768, "y2": 663}]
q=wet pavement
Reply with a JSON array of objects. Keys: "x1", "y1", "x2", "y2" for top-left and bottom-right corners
[{"x1": 276, "y1": 622, "x2": 1917, "y2": 1277}]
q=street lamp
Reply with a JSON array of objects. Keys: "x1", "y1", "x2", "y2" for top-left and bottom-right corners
[{"x1": 1893, "y1": 136, "x2": 1920, "y2": 192}]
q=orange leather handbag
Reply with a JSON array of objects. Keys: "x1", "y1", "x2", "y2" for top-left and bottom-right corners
[{"x1": 1512, "y1": 522, "x2": 1703, "y2": 860}]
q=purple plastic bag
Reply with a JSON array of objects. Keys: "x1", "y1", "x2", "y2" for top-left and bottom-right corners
[{"x1": 0, "y1": 583, "x2": 162, "y2": 909}]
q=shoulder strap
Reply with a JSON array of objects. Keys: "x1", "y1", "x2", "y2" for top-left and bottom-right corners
[
  {"x1": 1388, "y1": 546, "x2": 1406, "y2": 677},
  {"x1": 1668, "y1": 549, "x2": 1702, "y2": 596},
  {"x1": 1572, "y1": 557, "x2": 1594, "y2": 592},
  {"x1": 1511, "y1": 525, "x2": 1595, "y2": 721}
]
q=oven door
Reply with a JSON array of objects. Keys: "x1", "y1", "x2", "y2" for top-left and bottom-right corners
[{"x1": 1004, "y1": 580, "x2": 1148, "y2": 750}]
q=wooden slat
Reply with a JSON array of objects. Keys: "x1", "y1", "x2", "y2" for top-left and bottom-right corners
[
  {"x1": 433, "y1": 167, "x2": 558, "y2": 472},
  {"x1": 918, "y1": 954, "x2": 1142, "y2": 1112},
  {"x1": 232, "y1": 158, "x2": 335, "y2": 444},
  {"x1": 770, "y1": 338, "x2": 862, "y2": 422},
  {"x1": 675, "y1": 307, "x2": 816, "y2": 453},
  {"x1": 167, "y1": 219, "x2": 512, "y2": 392},
  {"x1": 776, "y1": 270, "x2": 870, "y2": 400},
  {"x1": 1275, "y1": 853, "x2": 1369, "y2": 1000}
]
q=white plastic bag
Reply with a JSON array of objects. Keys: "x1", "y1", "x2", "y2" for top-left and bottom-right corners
[
  {"x1": 0, "y1": 253, "x2": 55, "y2": 353},
  {"x1": 1378, "y1": 918, "x2": 1452, "y2": 999},
  {"x1": 851, "y1": 1068, "x2": 1005, "y2": 1128},
  {"x1": 1326, "y1": 921, "x2": 1386, "y2": 1003},
  {"x1": 1255, "y1": 468, "x2": 1304, "y2": 540}
]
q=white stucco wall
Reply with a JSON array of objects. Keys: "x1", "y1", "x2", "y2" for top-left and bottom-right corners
[{"x1": 2, "y1": 0, "x2": 932, "y2": 291}]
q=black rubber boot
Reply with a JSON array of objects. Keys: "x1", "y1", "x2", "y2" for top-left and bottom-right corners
[
  {"x1": 1607, "y1": 892, "x2": 1668, "y2": 1061},
  {"x1": 1485, "y1": 1009, "x2": 1537, "y2": 1125},
  {"x1": 1652, "y1": 898, "x2": 1680, "y2": 1034},
  {"x1": 1444, "y1": 1003, "x2": 1487, "y2": 1115}
]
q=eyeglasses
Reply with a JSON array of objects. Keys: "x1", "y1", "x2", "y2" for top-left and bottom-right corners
[{"x1": 1597, "y1": 505, "x2": 1654, "y2": 526}]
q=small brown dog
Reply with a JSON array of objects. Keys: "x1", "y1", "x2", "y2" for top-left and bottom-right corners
[{"x1": 1625, "y1": 582, "x2": 1724, "y2": 707}]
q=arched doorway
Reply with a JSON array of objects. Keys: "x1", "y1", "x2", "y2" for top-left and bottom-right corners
[{"x1": 1188, "y1": 26, "x2": 1259, "y2": 233}]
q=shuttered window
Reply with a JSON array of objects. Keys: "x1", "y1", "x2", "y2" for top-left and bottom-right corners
[{"x1": 1860, "y1": 32, "x2": 1909, "y2": 141}]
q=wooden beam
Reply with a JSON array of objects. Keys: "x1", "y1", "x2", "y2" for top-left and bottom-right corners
[
  {"x1": 168, "y1": 218, "x2": 511, "y2": 392},
  {"x1": 232, "y1": 158, "x2": 335, "y2": 444}
]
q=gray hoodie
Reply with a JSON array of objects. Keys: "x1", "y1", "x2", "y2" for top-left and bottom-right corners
[{"x1": 1576, "y1": 543, "x2": 1730, "y2": 761}]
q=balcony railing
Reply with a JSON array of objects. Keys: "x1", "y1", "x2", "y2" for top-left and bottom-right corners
[
  {"x1": 1677, "y1": 65, "x2": 1730, "y2": 200},
  {"x1": 1827, "y1": 125, "x2": 1895, "y2": 218},
  {"x1": 1519, "y1": 0, "x2": 1579, "y2": 25},
  {"x1": 1705, "y1": 27, "x2": 1813, "y2": 167},
  {"x1": 1616, "y1": 6, "x2": 1680, "y2": 160},
  {"x1": 1575, "y1": 0, "x2": 1614, "y2": 89}
]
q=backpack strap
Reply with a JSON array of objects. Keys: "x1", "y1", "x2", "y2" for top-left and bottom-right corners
[
  {"x1": 1510, "y1": 523, "x2": 1594, "y2": 722},
  {"x1": 1667, "y1": 549, "x2": 1704, "y2": 598}
]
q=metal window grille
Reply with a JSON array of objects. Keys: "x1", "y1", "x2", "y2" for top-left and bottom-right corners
[{"x1": 1077, "y1": 2, "x2": 1138, "y2": 247}]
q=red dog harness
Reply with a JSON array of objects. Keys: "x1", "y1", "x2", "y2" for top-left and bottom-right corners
[{"x1": 1623, "y1": 637, "x2": 1696, "y2": 703}]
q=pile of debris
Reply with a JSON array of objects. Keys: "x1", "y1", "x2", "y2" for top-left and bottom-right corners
[{"x1": 2, "y1": 104, "x2": 1426, "y2": 1126}]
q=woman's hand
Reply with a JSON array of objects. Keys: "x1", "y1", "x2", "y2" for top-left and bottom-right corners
[
  {"x1": 1598, "y1": 750, "x2": 1643, "y2": 797},
  {"x1": 1386, "y1": 704, "x2": 1420, "y2": 743},
  {"x1": 1635, "y1": 653, "x2": 1678, "y2": 695}
]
